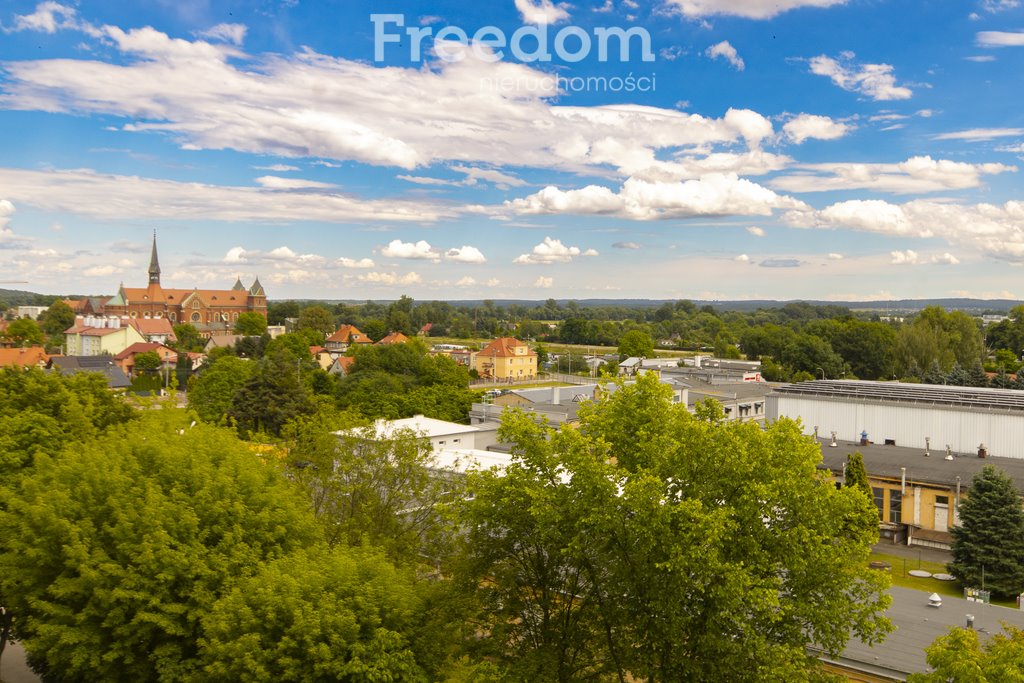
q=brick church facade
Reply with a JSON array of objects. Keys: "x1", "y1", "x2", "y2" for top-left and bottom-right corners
[{"x1": 102, "y1": 235, "x2": 267, "y2": 335}]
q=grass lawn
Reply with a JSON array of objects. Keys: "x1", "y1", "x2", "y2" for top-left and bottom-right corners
[{"x1": 868, "y1": 551, "x2": 1017, "y2": 608}]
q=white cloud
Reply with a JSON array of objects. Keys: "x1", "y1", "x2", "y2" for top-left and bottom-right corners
[
  {"x1": 933, "y1": 128, "x2": 1024, "y2": 141},
  {"x1": 445, "y1": 245, "x2": 487, "y2": 263},
  {"x1": 705, "y1": 41, "x2": 745, "y2": 70},
  {"x1": 514, "y1": 236, "x2": 589, "y2": 264},
  {"x1": 337, "y1": 257, "x2": 375, "y2": 269},
  {"x1": 514, "y1": 0, "x2": 570, "y2": 24},
  {"x1": 782, "y1": 114, "x2": 852, "y2": 143},
  {"x1": 222, "y1": 245, "x2": 324, "y2": 265},
  {"x1": 253, "y1": 164, "x2": 300, "y2": 172},
  {"x1": 534, "y1": 276, "x2": 554, "y2": 288},
  {"x1": 977, "y1": 30, "x2": 1024, "y2": 47},
  {"x1": 965, "y1": 55, "x2": 997, "y2": 62},
  {"x1": 255, "y1": 176, "x2": 337, "y2": 190},
  {"x1": 787, "y1": 198, "x2": 1024, "y2": 261},
  {"x1": 451, "y1": 165, "x2": 527, "y2": 188},
  {"x1": 890, "y1": 250, "x2": 960, "y2": 265},
  {"x1": 456, "y1": 276, "x2": 477, "y2": 287},
  {"x1": 891, "y1": 250, "x2": 919, "y2": 264},
  {"x1": 746, "y1": 226, "x2": 766, "y2": 236},
  {"x1": 0, "y1": 199, "x2": 13, "y2": 230},
  {"x1": 771, "y1": 155, "x2": 1015, "y2": 194},
  {"x1": 665, "y1": 0, "x2": 846, "y2": 19},
  {"x1": 487, "y1": 278, "x2": 500, "y2": 287},
  {"x1": 0, "y1": 167, "x2": 449, "y2": 224},
  {"x1": 359, "y1": 271, "x2": 423, "y2": 285},
  {"x1": 613, "y1": 241, "x2": 641, "y2": 249},
  {"x1": 808, "y1": 53, "x2": 913, "y2": 100},
  {"x1": 0, "y1": 27, "x2": 785, "y2": 182},
  {"x1": 934, "y1": 252, "x2": 961, "y2": 265},
  {"x1": 381, "y1": 239, "x2": 439, "y2": 261},
  {"x1": 9, "y1": 2, "x2": 81, "y2": 33},
  {"x1": 828, "y1": 252, "x2": 844, "y2": 260},
  {"x1": 196, "y1": 23, "x2": 247, "y2": 45},
  {"x1": 735, "y1": 254, "x2": 750, "y2": 262},
  {"x1": 997, "y1": 143, "x2": 1024, "y2": 153},
  {"x1": 84, "y1": 264, "x2": 119, "y2": 276},
  {"x1": 507, "y1": 174, "x2": 807, "y2": 220}
]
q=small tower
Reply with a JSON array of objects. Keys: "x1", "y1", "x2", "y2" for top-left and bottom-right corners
[{"x1": 148, "y1": 231, "x2": 161, "y2": 286}]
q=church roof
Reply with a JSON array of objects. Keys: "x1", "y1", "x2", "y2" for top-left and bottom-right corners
[
  {"x1": 118, "y1": 286, "x2": 251, "y2": 307},
  {"x1": 249, "y1": 277, "x2": 265, "y2": 296}
]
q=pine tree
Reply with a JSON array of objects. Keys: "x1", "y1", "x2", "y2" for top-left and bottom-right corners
[
  {"x1": 949, "y1": 466, "x2": 1024, "y2": 598},
  {"x1": 946, "y1": 362, "x2": 969, "y2": 387},
  {"x1": 967, "y1": 359, "x2": 990, "y2": 388},
  {"x1": 922, "y1": 360, "x2": 945, "y2": 385}
]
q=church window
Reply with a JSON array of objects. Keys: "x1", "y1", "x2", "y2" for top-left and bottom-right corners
[{"x1": 191, "y1": 313, "x2": 200, "y2": 322}]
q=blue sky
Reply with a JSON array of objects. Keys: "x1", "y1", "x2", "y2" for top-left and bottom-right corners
[{"x1": 1, "y1": 0, "x2": 1023, "y2": 301}]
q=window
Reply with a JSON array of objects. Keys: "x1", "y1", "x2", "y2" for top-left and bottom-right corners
[
  {"x1": 169, "y1": 313, "x2": 176, "y2": 321},
  {"x1": 889, "y1": 489, "x2": 902, "y2": 523},
  {"x1": 872, "y1": 487, "x2": 884, "y2": 520},
  {"x1": 191, "y1": 312, "x2": 200, "y2": 322},
  {"x1": 935, "y1": 495, "x2": 948, "y2": 506}
]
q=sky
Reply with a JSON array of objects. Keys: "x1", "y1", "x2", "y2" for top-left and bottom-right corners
[{"x1": 0, "y1": 0, "x2": 1023, "y2": 302}]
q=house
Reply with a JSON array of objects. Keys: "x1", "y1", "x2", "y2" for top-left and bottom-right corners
[
  {"x1": 474, "y1": 337, "x2": 537, "y2": 380},
  {"x1": 418, "y1": 323, "x2": 433, "y2": 337},
  {"x1": 128, "y1": 317, "x2": 176, "y2": 345},
  {"x1": 328, "y1": 355, "x2": 356, "y2": 377},
  {"x1": 204, "y1": 334, "x2": 245, "y2": 353},
  {"x1": 376, "y1": 331, "x2": 409, "y2": 345},
  {"x1": 64, "y1": 318, "x2": 147, "y2": 357},
  {"x1": 15, "y1": 305, "x2": 48, "y2": 319},
  {"x1": 49, "y1": 356, "x2": 131, "y2": 389},
  {"x1": 336, "y1": 414, "x2": 501, "y2": 455},
  {"x1": 0, "y1": 346, "x2": 49, "y2": 369},
  {"x1": 113, "y1": 342, "x2": 178, "y2": 377},
  {"x1": 817, "y1": 437, "x2": 1024, "y2": 549},
  {"x1": 310, "y1": 346, "x2": 333, "y2": 370},
  {"x1": 325, "y1": 324, "x2": 372, "y2": 353}
]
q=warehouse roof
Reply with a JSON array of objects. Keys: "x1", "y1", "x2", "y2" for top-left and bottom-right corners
[
  {"x1": 773, "y1": 380, "x2": 1024, "y2": 413},
  {"x1": 817, "y1": 438, "x2": 1024, "y2": 492}
]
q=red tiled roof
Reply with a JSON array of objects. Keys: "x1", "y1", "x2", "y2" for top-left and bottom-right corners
[
  {"x1": 478, "y1": 337, "x2": 536, "y2": 358},
  {"x1": 119, "y1": 285, "x2": 251, "y2": 307},
  {"x1": 327, "y1": 324, "x2": 370, "y2": 344},
  {"x1": 129, "y1": 318, "x2": 175, "y2": 336},
  {"x1": 334, "y1": 356, "x2": 356, "y2": 373},
  {"x1": 376, "y1": 332, "x2": 409, "y2": 345},
  {"x1": 0, "y1": 346, "x2": 49, "y2": 368},
  {"x1": 113, "y1": 342, "x2": 176, "y2": 361}
]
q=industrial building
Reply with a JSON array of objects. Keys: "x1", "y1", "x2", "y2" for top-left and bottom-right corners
[{"x1": 768, "y1": 380, "x2": 1024, "y2": 460}]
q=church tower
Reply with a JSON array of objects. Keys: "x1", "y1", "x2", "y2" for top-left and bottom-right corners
[{"x1": 148, "y1": 231, "x2": 161, "y2": 286}]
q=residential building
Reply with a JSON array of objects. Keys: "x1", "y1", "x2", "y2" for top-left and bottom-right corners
[
  {"x1": 474, "y1": 337, "x2": 537, "y2": 380},
  {"x1": 325, "y1": 324, "x2": 372, "y2": 353},
  {"x1": 203, "y1": 334, "x2": 246, "y2": 353},
  {"x1": 337, "y1": 414, "x2": 500, "y2": 452},
  {"x1": 64, "y1": 319, "x2": 146, "y2": 357},
  {"x1": 0, "y1": 346, "x2": 49, "y2": 369},
  {"x1": 102, "y1": 234, "x2": 267, "y2": 335},
  {"x1": 328, "y1": 355, "x2": 356, "y2": 376},
  {"x1": 376, "y1": 331, "x2": 409, "y2": 345},
  {"x1": 15, "y1": 305, "x2": 47, "y2": 319},
  {"x1": 113, "y1": 342, "x2": 178, "y2": 377},
  {"x1": 310, "y1": 346, "x2": 334, "y2": 370},
  {"x1": 768, "y1": 380, "x2": 1024, "y2": 459},
  {"x1": 49, "y1": 356, "x2": 131, "y2": 389}
]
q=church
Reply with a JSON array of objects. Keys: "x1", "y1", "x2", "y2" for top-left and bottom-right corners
[{"x1": 102, "y1": 234, "x2": 268, "y2": 335}]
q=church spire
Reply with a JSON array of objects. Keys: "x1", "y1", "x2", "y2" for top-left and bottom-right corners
[{"x1": 148, "y1": 230, "x2": 161, "y2": 285}]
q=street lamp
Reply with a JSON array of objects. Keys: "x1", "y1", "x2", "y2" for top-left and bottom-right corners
[{"x1": 816, "y1": 366, "x2": 826, "y2": 380}]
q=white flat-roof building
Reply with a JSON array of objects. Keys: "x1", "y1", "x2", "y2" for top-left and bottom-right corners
[{"x1": 768, "y1": 380, "x2": 1024, "y2": 459}]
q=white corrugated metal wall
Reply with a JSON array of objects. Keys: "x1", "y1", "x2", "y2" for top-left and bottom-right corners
[{"x1": 767, "y1": 395, "x2": 1024, "y2": 459}]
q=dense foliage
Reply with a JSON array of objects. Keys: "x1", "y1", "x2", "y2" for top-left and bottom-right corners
[{"x1": 908, "y1": 624, "x2": 1024, "y2": 682}]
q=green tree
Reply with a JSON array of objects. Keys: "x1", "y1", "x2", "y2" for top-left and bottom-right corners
[
  {"x1": 187, "y1": 356, "x2": 256, "y2": 424},
  {"x1": 2, "y1": 317, "x2": 44, "y2": 346},
  {"x1": 197, "y1": 547, "x2": 438, "y2": 682},
  {"x1": 618, "y1": 329, "x2": 654, "y2": 360},
  {"x1": 0, "y1": 412, "x2": 319, "y2": 682},
  {"x1": 172, "y1": 323, "x2": 204, "y2": 352},
  {"x1": 296, "y1": 305, "x2": 336, "y2": 340},
  {"x1": 908, "y1": 624, "x2": 1024, "y2": 682},
  {"x1": 134, "y1": 350, "x2": 163, "y2": 372},
  {"x1": 38, "y1": 300, "x2": 76, "y2": 338},
  {"x1": 949, "y1": 466, "x2": 1024, "y2": 598},
  {"x1": 229, "y1": 346, "x2": 314, "y2": 436},
  {"x1": 456, "y1": 374, "x2": 891, "y2": 682},
  {"x1": 267, "y1": 300, "x2": 300, "y2": 325},
  {"x1": 845, "y1": 452, "x2": 873, "y2": 503},
  {"x1": 233, "y1": 311, "x2": 268, "y2": 336}
]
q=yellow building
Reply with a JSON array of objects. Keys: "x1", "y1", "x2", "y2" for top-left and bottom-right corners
[
  {"x1": 475, "y1": 337, "x2": 537, "y2": 380},
  {"x1": 64, "y1": 320, "x2": 147, "y2": 357}
]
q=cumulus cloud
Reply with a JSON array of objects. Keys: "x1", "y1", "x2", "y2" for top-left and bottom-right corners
[
  {"x1": 8, "y1": 1, "x2": 83, "y2": 33},
  {"x1": 534, "y1": 276, "x2": 554, "y2": 288},
  {"x1": 891, "y1": 250, "x2": 919, "y2": 264},
  {"x1": 782, "y1": 114, "x2": 852, "y2": 143},
  {"x1": 706, "y1": 41, "x2": 745, "y2": 70},
  {"x1": 84, "y1": 264, "x2": 120, "y2": 277},
  {"x1": 977, "y1": 30, "x2": 1024, "y2": 47},
  {"x1": 787, "y1": 198, "x2": 1024, "y2": 261},
  {"x1": 808, "y1": 53, "x2": 912, "y2": 100},
  {"x1": 381, "y1": 239, "x2": 440, "y2": 261},
  {"x1": 771, "y1": 155, "x2": 1015, "y2": 194},
  {"x1": 828, "y1": 252, "x2": 844, "y2": 260},
  {"x1": 456, "y1": 276, "x2": 476, "y2": 287},
  {"x1": 514, "y1": 236, "x2": 596, "y2": 264},
  {"x1": 445, "y1": 245, "x2": 487, "y2": 263},
  {"x1": 506, "y1": 174, "x2": 807, "y2": 220},
  {"x1": 337, "y1": 257, "x2": 376, "y2": 268},
  {"x1": 889, "y1": 250, "x2": 958, "y2": 265},
  {"x1": 359, "y1": 271, "x2": 423, "y2": 285},
  {"x1": 665, "y1": 0, "x2": 847, "y2": 19},
  {"x1": 734, "y1": 254, "x2": 750, "y2": 262},
  {"x1": 223, "y1": 245, "x2": 324, "y2": 265},
  {"x1": 514, "y1": 0, "x2": 570, "y2": 24},
  {"x1": 746, "y1": 226, "x2": 766, "y2": 236}
]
